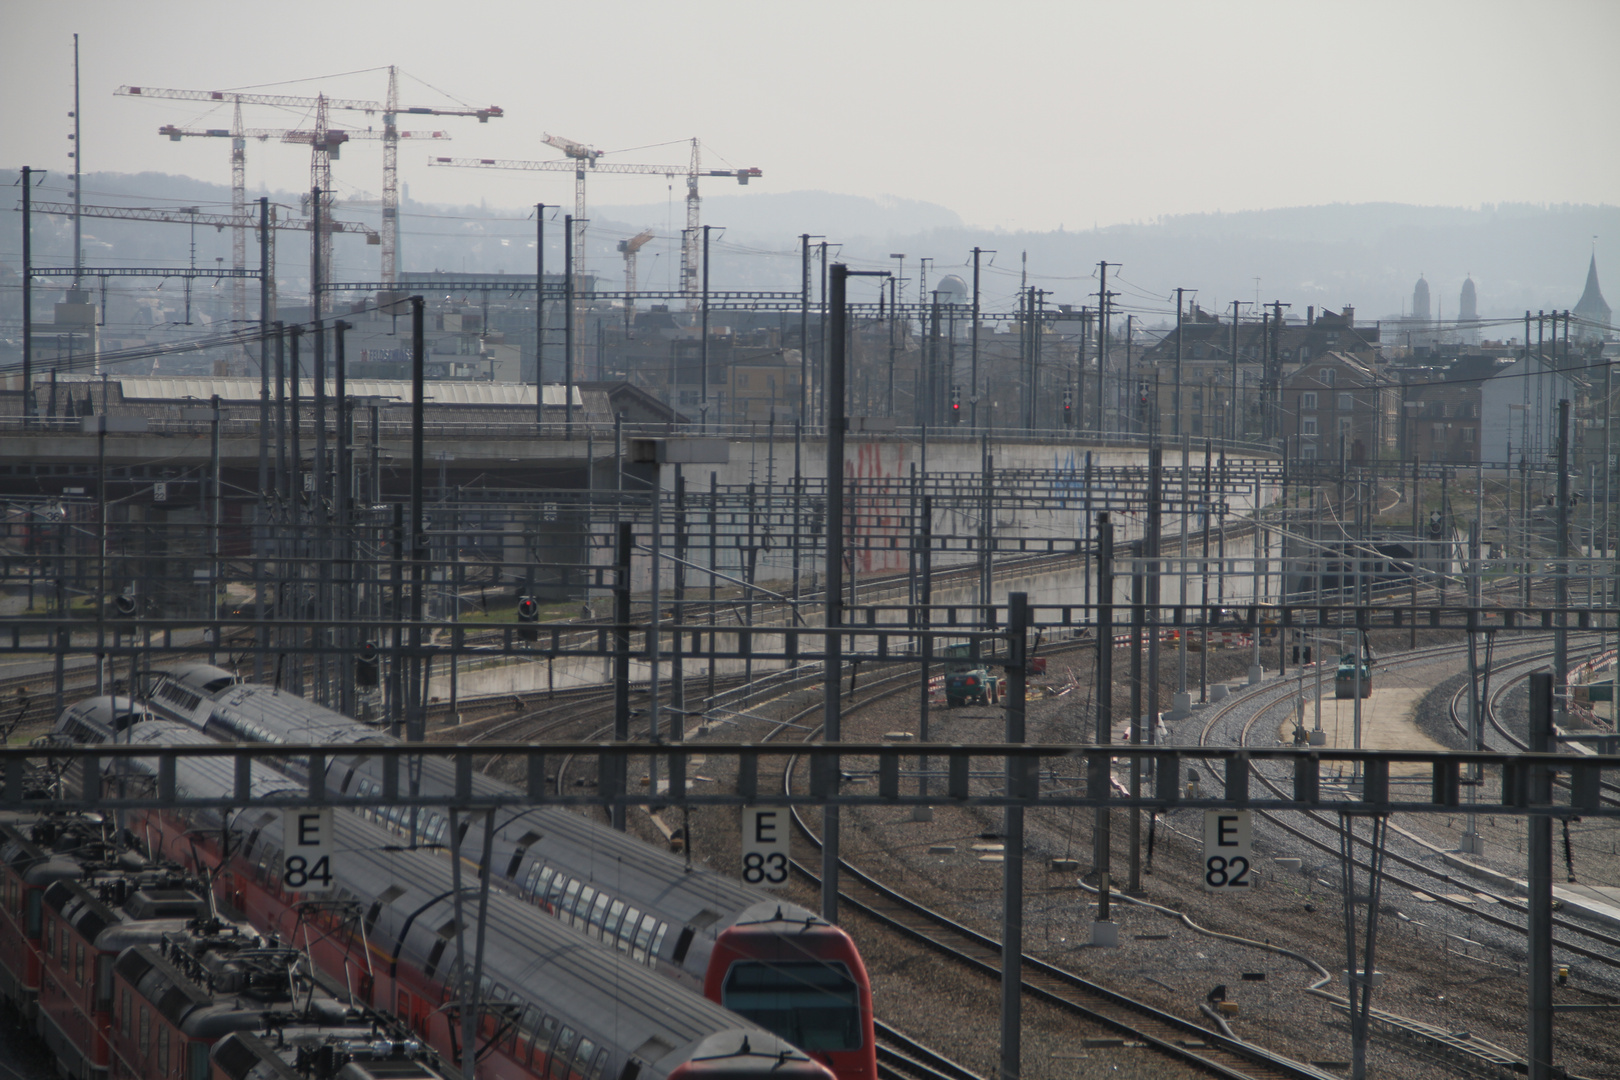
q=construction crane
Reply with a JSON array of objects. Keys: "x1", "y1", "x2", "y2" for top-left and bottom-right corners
[
  {"x1": 157, "y1": 120, "x2": 450, "y2": 321},
  {"x1": 428, "y1": 142, "x2": 759, "y2": 297},
  {"x1": 116, "y1": 76, "x2": 502, "y2": 298},
  {"x1": 617, "y1": 229, "x2": 655, "y2": 336}
]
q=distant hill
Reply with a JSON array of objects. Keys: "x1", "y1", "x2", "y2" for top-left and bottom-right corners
[{"x1": 8, "y1": 170, "x2": 1614, "y2": 327}]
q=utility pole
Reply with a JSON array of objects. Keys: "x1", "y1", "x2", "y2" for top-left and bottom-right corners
[
  {"x1": 970, "y1": 247, "x2": 989, "y2": 430},
  {"x1": 1097, "y1": 262, "x2": 1118, "y2": 432},
  {"x1": 1092, "y1": 513, "x2": 1116, "y2": 945},
  {"x1": 1173, "y1": 288, "x2": 1189, "y2": 437},
  {"x1": 700, "y1": 225, "x2": 716, "y2": 432},
  {"x1": 20, "y1": 167, "x2": 38, "y2": 424},
  {"x1": 564, "y1": 214, "x2": 575, "y2": 438},
  {"x1": 535, "y1": 203, "x2": 548, "y2": 425},
  {"x1": 1555, "y1": 399, "x2": 1570, "y2": 691}
]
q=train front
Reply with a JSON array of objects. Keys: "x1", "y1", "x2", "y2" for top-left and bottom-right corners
[{"x1": 702, "y1": 903, "x2": 874, "y2": 1080}]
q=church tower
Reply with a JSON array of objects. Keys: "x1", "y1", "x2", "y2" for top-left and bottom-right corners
[
  {"x1": 1573, "y1": 253, "x2": 1611, "y2": 342},
  {"x1": 1412, "y1": 275, "x2": 1431, "y2": 323},
  {"x1": 1458, "y1": 276, "x2": 1478, "y2": 344}
]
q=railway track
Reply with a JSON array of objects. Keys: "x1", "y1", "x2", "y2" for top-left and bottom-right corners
[
  {"x1": 695, "y1": 640, "x2": 1333, "y2": 1080},
  {"x1": 1187, "y1": 641, "x2": 1618, "y2": 1076}
]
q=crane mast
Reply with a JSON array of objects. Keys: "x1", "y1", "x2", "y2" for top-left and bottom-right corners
[
  {"x1": 429, "y1": 150, "x2": 759, "y2": 302},
  {"x1": 618, "y1": 229, "x2": 655, "y2": 336},
  {"x1": 117, "y1": 76, "x2": 500, "y2": 295}
]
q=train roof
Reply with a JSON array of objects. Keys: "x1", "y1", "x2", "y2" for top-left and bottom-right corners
[
  {"x1": 54, "y1": 695, "x2": 153, "y2": 741},
  {"x1": 197, "y1": 684, "x2": 824, "y2": 948},
  {"x1": 205, "y1": 682, "x2": 390, "y2": 745},
  {"x1": 163, "y1": 663, "x2": 240, "y2": 696},
  {"x1": 243, "y1": 805, "x2": 793, "y2": 1080}
]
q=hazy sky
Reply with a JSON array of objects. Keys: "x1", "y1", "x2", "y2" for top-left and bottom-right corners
[{"x1": 3, "y1": 0, "x2": 1617, "y2": 234}]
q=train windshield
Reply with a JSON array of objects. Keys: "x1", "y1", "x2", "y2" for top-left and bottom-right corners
[{"x1": 721, "y1": 960, "x2": 861, "y2": 1051}]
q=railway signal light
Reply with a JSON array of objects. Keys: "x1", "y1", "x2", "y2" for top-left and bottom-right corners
[
  {"x1": 1062, "y1": 389, "x2": 1073, "y2": 424},
  {"x1": 356, "y1": 641, "x2": 379, "y2": 687},
  {"x1": 517, "y1": 595, "x2": 539, "y2": 641},
  {"x1": 950, "y1": 386, "x2": 961, "y2": 423}
]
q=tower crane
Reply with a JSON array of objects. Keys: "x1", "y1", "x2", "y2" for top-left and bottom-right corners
[
  {"x1": 156, "y1": 120, "x2": 450, "y2": 321},
  {"x1": 617, "y1": 229, "x2": 655, "y2": 336},
  {"x1": 116, "y1": 76, "x2": 502, "y2": 300}
]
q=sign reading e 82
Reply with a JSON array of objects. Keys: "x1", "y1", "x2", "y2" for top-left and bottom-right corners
[
  {"x1": 740, "y1": 807, "x2": 790, "y2": 888},
  {"x1": 1202, "y1": 810, "x2": 1252, "y2": 892}
]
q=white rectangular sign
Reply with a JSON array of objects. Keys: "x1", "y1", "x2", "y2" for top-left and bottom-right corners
[
  {"x1": 740, "y1": 807, "x2": 790, "y2": 889},
  {"x1": 282, "y1": 808, "x2": 335, "y2": 893},
  {"x1": 1202, "y1": 810, "x2": 1252, "y2": 892}
]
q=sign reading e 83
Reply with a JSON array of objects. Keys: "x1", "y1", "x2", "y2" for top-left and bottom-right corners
[
  {"x1": 740, "y1": 807, "x2": 790, "y2": 888},
  {"x1": 1203, "y1": 810, "x2": 1252, "y2": 892}
]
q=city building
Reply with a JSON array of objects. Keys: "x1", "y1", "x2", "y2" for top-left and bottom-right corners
[{"x1": 1280, "y1": 351, "x2": 1400, "y2": 462}]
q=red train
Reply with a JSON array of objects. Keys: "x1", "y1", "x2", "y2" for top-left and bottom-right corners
[{"x1": 126, "y1": 668, "x2": 877, "y2": 1080}]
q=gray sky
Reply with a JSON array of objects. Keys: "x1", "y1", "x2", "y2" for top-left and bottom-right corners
[{"x1": 4, "y1": 0, "x2": 1617, "y2": 234}]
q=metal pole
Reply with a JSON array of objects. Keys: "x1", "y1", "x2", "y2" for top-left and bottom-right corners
[
  {"x1": 701, "y1": 224, "x2": 711, "y2": 433},
  {"x1": 612, "y1": 521, "x2": 633, "y2": 831},
  {"x1": 564, "y1": 214, "x2": 574, "y2": 438},
  {"x1": 822, "y1": 264, "x2": 850, "y2": 923},
  {"x1": 407, "y1": 297, "x2": 426, "y2": 742},
  {"x1": 1526, "y1": 671, "x2": 1555, "y2": 1080},
  {"x1": 1555, "y1": 400, "x2": 1570, "y2": 692},
  {"x1": 1093, "y1": 514, "x2": 1113, "y2": 926},
  {"x1": 1000, "y1": 593, "x2": 1029, "y2": 1080},
  {"x1": 21, "y1": 167, "x2": 34, "y2": 424},
  {"x1": 536, "y1": 203, "x2": 547, "y2": 425},
  {"x1": 917, "y1": 495, "x2": 933, "y2": 805},
  {"x1": 970, "y1": 247, "x2": 981, "y2": 431},
  {"x1": 209, "y1": 395, "x2": 221, "y2": 666}
]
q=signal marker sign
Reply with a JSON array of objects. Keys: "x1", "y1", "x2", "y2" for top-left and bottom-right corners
[
  {"x1": 1203, "y1": 810, "x2": 1252, "y2": 892},
  {"x1": 740, "y1": 807, "x2": 790, "y2": 888}
]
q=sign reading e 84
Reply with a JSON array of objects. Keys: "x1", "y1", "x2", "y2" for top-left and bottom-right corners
[
  {"x1": 281, "y1": 808, "x2": 335, "y2": 893},
  {"x1": 1203, "y1": 810, "x2": 1252, "y2": 892},
  {"x1": 740, "y1": 807, "x2": 790, "y2": 888}
]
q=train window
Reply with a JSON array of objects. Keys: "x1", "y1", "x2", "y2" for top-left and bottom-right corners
[
  {"x1": 649, "y1": 923, "x2": 668, "y2": 959},
  {"x1": 586, "y1": 1049, "x2": 608, "y2": 1080},
  {"x1": 523, "y1": 865, "x2": 541, "y2": 896},
  {"x1": 550, "y1": 1027, "x2": 575, "y2": 1080},
  {"x1": 587, "y1": 892, "x2": 611, "y2": 937},
  {"x1": 189, "y1": 1042, "x2": 209, "y2": 1080},
  {"x1": 75, "y1": 939, "x2": 84, "y2": 985},
  {"x1": 574, "y1": 1039, "x2": 596, "y2": 1080},
  {"x1": 603, "y1": 900, "x2": 626, "y2": 941},
  {"x1": 535, "y1": 868, "x2": 555, "y2": 904},
  {"x1": 573, "y1": 887, "x2": 596, "y2": 930},
  {"x1": 479, "y1": 976, "x2": 493, "y2": 1001},
  {"x1": 138, "y1": 1005, "x2": 149, "y2": 1055},
  {"x1": 560, "y1": 879, "x2": 581, "y2": 920},
  {"x1": 26, "y1": 891, "x2": 41, "y2": 938},
  {"x1": 43, "y1": 919, "x2": 52, "y2": 956},
  {"x1": 518, "y1": 1005, "x2": 542, "y2": 1062},
  {"x1": 545, "y1": 871, "x2": 567, "y2": 908},
  {"x1": 159, "y1": 1026, "x2": 169, "y2": 1077},
  {"x1": 96, "y1": 955, "x2": 113, "y2": 1010},
  {"x1": 537, "y1": 1015, "x2": 558, "y2": 1065},
  {"x1": 631, "y1": 915, "x2": 656, "y2": 962},
  {"x1": 615, "y1": 909, "x2": 640, "y2": 953},
  {"x1": 121, "y1": 989, "x2": 131, "y2": 1036},
  {"x1": 721, "y1": 960, "x2": 862, "y2": 1051},
  {"x1": 60, "y1": 926, "x2": 68, "y2": 965}
]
